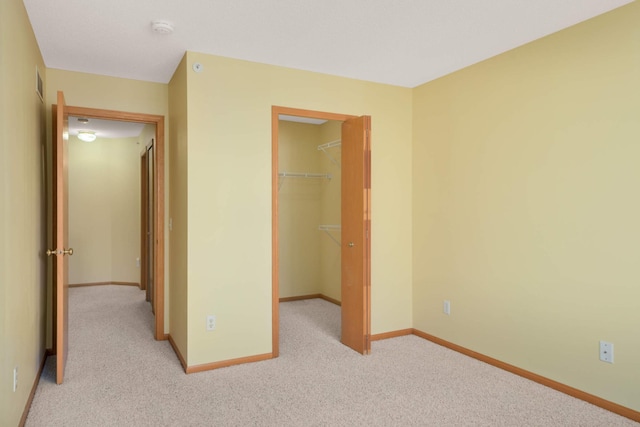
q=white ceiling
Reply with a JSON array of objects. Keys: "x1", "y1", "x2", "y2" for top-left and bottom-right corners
[
  {"x1": 23, "y1": 0, "x2": 632, "y2": 88},
  {"x1": 69, "y1": 116, "x2": 145, "y2": 140}
]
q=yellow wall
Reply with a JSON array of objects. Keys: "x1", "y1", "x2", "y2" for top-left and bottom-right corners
[
  {"x1": 318, "y1": 121, "x2": 342, "y2": 301},
  {"x1": 68, "y1": 135, "x2": 141, "y2": 284},
  {"x1": 278, "y1": 121, "x2": 324, "y2": 298},
  {"x1": 184, "y1": 52, "x2": 413, "y2": 366},
  {"x1": 45, "y1": 69, "x2": 170, "y2": 335},
  {"x1": 6, "y1": 0, "x2": 636, "y2": 418},
  {"x1": 168, "y1": 55, "x2": 189, "y2": 362},
  {"x1": 0, "y1": 0, "x2": 47, "y2": 425},
  {"x1": 278, "y1": 119, "x2": 342, "y2": 301},
  {"x1": 412, "y1": 2, "x2": 640, "y2": 412}
]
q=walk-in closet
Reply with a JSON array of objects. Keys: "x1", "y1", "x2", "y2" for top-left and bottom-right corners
[{"x1": 278, "y1": 117, "x2": 342, "y2": 305}]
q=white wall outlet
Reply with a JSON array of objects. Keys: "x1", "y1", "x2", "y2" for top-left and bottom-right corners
[
  {"x1": 13, "y1": 367, "x2": 18, "y2": 392},
  {"x1": 599, "y1": 341, "x2": 614, "y2": 363},
  {"x1": 206, "y1": 315, "x2": 216, "y2": 331},
  {"x1": 443, "y1": 300, "x2": 451, "y2": 315}
]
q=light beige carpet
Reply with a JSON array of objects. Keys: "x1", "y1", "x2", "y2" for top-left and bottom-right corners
[{"x1": 26, "y1": 285, "x2": 637, "y2": 426}]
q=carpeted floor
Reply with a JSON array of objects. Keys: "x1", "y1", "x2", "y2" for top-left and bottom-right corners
[{"x1": 26, "y1": 285, "x2": 637, "y2": 426}]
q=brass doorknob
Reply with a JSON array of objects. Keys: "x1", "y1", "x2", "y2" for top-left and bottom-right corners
[
  {"x1": 63, "y1": 248, "x2": 74, "y2": 256},
  {"x1": 348, "y1": 242, "x2": 355, "y2": 247},
  {"x1": 46, "y1": 249, "x2": 57, "y2": 256}
]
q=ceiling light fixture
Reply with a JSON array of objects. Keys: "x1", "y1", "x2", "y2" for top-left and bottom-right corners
[
  {"x1": 77, "y1": 131, "x2": 97, "y2": 142},
  {"x1": 151, "y1": 20, "x2": 174, "y2": 35},
  {"x1": 77, "y1": 117, "x2": 89, "y2": 124}
]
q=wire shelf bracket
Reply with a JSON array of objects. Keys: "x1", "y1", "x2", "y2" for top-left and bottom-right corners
[
  {"x1": 317, "y1": 139, "x2": 341, "y2": 168},
  {"x1": 318, "y1": 224, "x2": 341, "y2": 246}
]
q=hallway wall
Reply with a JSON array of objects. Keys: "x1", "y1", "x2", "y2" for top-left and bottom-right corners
[{"x1": 68, "y1": 135, "x2": 141, "y2": 284}]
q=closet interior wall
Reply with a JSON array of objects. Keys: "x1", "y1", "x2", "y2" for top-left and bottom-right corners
[{"x1": 278, "y1": 120, "x2": 342, "y2": 302}]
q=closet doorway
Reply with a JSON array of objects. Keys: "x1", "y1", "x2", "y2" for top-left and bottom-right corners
[{"x1": 271, "y1": 106, "x2": 371, "y2": 356}]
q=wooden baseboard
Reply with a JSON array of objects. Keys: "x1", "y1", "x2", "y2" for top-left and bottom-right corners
[
  {"x1": 279, "y1": 294, "x2": 322, "y2": 302},
  {"x1": 279, "y1": 294, "x2": 341, "y2": 306},
  {"x1": 318, "y1": 294, "x2": 341, "y2": 306},
  {"x1": 412, "y1": 329, "x2": 640, "y2": 423},
  {"x1": 169, "y1": 332, "x2": 273, "y2": 375},
  {"x1": 186, "y1": 353, "x2": 273, "y2": 374},
  {"x1": 167, "y1": 335, "x2": 187, "y2": 372},
  {"x1": 69, "y1": 282, "x2": 140, "y2": 288},
  {"x1": 19, "y1": 349, "x2": 51, "y2": 427},
  {"x1": 371, "y1": 328, "x2": 413, "y2": 341}
]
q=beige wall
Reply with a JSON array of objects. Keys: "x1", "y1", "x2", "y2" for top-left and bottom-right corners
[
  {"x1": 45, "y1": 69, "x2": 170, "y2": 336},
  {"x1": 68, "y1": 135, "x2": 141, "y2": 284},
  {"x1": 412, "y1": 2, "x2": 640, "y2": 412},
  {"x1": 0, "y1": 0, "x2": 47, "y2": 425},
  {"x1": 183, "y1": 52, "x2": 413, "y2": 366},
  {"x1": 168, "y1": 55, "x2": 189, "y2": 362}
]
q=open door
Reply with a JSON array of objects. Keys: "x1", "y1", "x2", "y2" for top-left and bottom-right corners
[
  {"x1": 50, "y1": 91, "x2": 71, "y2": 384},
  {"x1": 340, "y1": 115, "x2": 371, "y2": 354}
]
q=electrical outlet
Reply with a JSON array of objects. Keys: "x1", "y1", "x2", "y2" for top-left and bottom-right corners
[
  {"x1": 13, "y1": 367, "x2": 18, "y2": 392},
  {"x1": 599, "y1": 341, "x2": 614, "y2": 363},
  {"x1": 443, "y1": 300, "x2": 451, "y2": 315},
  {"x1": 206, "y1": 315, "x2": 216, "y2": 331}
]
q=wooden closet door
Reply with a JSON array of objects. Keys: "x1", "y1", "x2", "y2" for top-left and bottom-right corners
[{"x1": 341, "y1": 115, "x2": 371, "y2": 354}]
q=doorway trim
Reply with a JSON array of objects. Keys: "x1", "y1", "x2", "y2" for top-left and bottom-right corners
[
  {"x1": 271, "y1": 105, "x2": 367, "y2": 357},
  {"x1": 64, "y1": 105, "x2": 166, "y2": 340}
]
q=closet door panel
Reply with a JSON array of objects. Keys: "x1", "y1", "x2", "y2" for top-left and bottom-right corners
[{"x1": 341, "y1": 115, "x2": 371, "y2": 354}]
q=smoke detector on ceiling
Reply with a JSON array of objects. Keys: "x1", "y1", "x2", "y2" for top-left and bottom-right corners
[{"x1": 151, "y1": 20, "x2": 174, "y2": 35}]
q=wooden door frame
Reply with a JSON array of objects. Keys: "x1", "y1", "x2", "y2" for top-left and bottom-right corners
[
  {"x1": 140, "y1": 140, "x2": 155, "y2": 305},
  {"x1": 56, "y1": 105, "x2": 166, "y2": 341},
  {"x1": 271, "y1": 105, "x2": 371, "y2": 357}
]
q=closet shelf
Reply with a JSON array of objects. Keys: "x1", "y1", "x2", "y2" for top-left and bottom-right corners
[
  {"x1": 317, "y1": 139, "x2": 341, "y2": 168},
  {"x1": 278, "y1": 172, "x2": 332, "y2": 191},
  {"x1": 318, "y1": 225, "x2": 341, "y2": 230},
  {"x1": 278, "y1": 172, "x2": 332, "y2": 179},
  {"x1": 318, "y1": 225, "x2": 341, "y2": 246}
]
